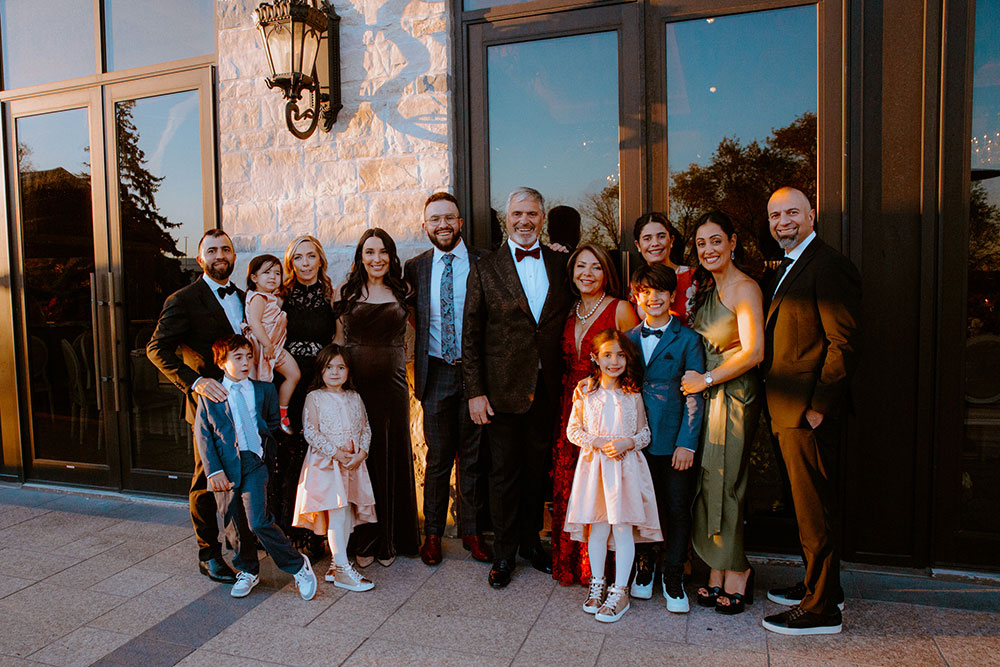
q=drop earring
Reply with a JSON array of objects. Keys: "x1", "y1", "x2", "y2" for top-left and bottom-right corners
[{"x1": 731, "y1": 250, "x2": 735, "y2": 261}]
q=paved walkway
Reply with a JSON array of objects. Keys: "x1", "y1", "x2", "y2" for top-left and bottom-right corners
[{"x1": 1, "y1": 484, "x2": 998, "y2": 666}]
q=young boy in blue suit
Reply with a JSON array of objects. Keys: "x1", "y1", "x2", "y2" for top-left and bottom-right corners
[
  {"x1": 626, "y1": 264, "x2": 705, "y2": 613},
  {"x1": 194, "y1": 334, "x2": 317, "y2": 600}
]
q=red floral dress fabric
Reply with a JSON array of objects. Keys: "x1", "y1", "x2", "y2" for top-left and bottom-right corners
[{"x1": 551, "y1": 299, "x2": 623, "y2": 585}]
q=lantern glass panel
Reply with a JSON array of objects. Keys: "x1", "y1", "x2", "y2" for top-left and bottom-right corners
[{"x1": 267, "y1": 22, "x2": 293, "y2": 75}]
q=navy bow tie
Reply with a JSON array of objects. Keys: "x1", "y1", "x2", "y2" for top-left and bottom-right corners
[
  {"x1": 640, "y1": 326, "x2": 663, "y2": 338},
  {"x1": 217, "y1": 284, "x2": 237, "y2": 298}
]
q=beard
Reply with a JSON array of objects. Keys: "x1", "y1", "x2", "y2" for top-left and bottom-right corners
[
  {"x1": 203, "y1": 258, "x2": 234, "y2": 281},
  {"x1": 427, "y1": 230, "x2": 460, "y2": 252}
]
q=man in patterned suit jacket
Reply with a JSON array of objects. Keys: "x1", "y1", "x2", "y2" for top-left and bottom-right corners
[
  {"x1": 463, "y1": 187, "x2": 573, "y2": 588},
  {"x1": 404, "y1": 192, "x2": 490, "y2": 566}
]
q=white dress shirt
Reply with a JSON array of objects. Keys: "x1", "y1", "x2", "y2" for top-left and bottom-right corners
[
  {"x1": 203, "y1": 274, "x2": 244, "y2": 334},
  {"x1": 773, "y1": 230, "x2": 817, "y2": 295},
  {"x1": 429, "y1": 240, "x2": 470, "y2": 358},
  {"x1": 640, "y1": 317, "x2": 672, "y2": 364},
  {"x1": 508, "y1": 238, "x2": 549, "y2": 323}
]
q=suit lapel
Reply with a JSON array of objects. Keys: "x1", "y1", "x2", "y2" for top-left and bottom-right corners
[
  {"x1": 536, "y1": 247, "x2": 564, "y2": 326},
  {"x1": 197, "y1": 278, "x2": 235, "y2": 333},
  {"x1": 648, "y1": 318, "x2": 679, "y2": 365},
  {"x1": 767, "y1": 238, "x2": 823, "y2": 324},
  {"x1": 494, "y1": 247, "x2": 533, "y2": 321},
  {"x1": 418, "y1": 250, "x2": 432, "y2": 327}
]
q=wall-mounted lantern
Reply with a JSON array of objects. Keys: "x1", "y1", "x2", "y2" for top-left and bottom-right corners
[{"x1": 253, "y1": 0, "x2": 342, "y2": 140}]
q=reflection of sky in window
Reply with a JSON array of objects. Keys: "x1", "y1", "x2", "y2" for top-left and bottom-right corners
[
  {"x1": 666, "y1": 6, "x2": 816, "y2": 172},
  {"x1": 105, "y1": 0, "x2": 214, "y2": 71},
  {"x1": 16, "y1": 109, "x2": 90, "y2": 178},
  {"x1": 973, "y1": 0, "x2": 1000, "y2": 205},
  {"x1": 121, "y1": 92, "x2": 204, "y2": 258},
  {"x1": 0, "y1": 0, "x2": 94, "y2": 90},
  {"x1": 487, "y1": 32, "x2": 619, "y2": 213}
]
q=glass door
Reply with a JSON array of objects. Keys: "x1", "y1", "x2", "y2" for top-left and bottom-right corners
[
  {"x1": 104, "y1": 70, "x2": 217, "y2": 495},
  {"x1": 8, "y1": 88, "x2": 117, "y2": 487}
]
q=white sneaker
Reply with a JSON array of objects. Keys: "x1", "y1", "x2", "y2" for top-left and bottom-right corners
[
  {"x1": 630, "y1": 564, "x2": 654, "y2": 600},
  {"x1": 327, "y1": 563, "x2": 375, "y2": 592},
  {"x1": 582, "y1": 577, "x2": 606, "y2": 614},
  {"x1": 595, "y1": 585, "x2": 630, "y2": 623},
  {"x1": 663, "y1": 579, "x2": 690, "y2": 613},
  {"x1": 231, "y1": 571, "x2": 259, "y2": 598},
  {"x1": 293, "y1": 556, "x2": 317, "y2": 600}
]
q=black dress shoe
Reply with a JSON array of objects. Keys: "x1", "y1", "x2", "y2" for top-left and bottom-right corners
[
  {"x1": 488, "y1": 560, "x2": 514, "y2": 588},
  {"x1": 199, "y1": 556, "x2": 237, "y2": 584},
  {"x1": 519, "y1": 544, "x2": 552, "y2": 574}
]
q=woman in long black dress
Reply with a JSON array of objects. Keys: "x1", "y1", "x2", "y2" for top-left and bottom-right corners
[
  {"x1": 270, "y1": 234, "x2": 337, "y2": 556},
  {"x1": 335, "y1": 228, "x2": 419, "y2": 567}
]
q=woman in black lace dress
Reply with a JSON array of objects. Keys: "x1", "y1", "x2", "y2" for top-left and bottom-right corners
[
  {"x1": 335, "y1": 228, "x2": 419, "y2": 567},
  {"x1": 270, "y1": 235, "x2": 337, "y2": 556}
]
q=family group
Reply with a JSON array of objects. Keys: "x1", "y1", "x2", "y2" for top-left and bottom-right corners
[{"x1": 145, "y1": 184, "x2": 860, "y2": 638}]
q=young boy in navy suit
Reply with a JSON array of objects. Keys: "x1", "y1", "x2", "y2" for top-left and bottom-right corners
[
  {"x1": 626, "y1": 264, "x2": 705, "y2": 613},
  {"x1": 194, "y1": 334, "x2": 317, "y2": 600}
]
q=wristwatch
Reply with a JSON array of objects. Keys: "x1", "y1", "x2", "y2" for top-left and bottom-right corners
[{"x1": 705, "y1": 371, "x2": 714, "y2": 387}]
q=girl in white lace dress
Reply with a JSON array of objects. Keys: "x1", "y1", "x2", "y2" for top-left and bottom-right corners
[
  {"x1": 565, "y1": 329, "x2": 662, "y2": 623},
  {"x1": 293, "y1": 344, "x2": 377, "y2": 592}
]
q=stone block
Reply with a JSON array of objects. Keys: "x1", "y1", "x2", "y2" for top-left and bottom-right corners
[
  {"x1": 249, "y1": 148, "x2": 306, "y2": 200},
  {"x1": 367, "y1": 192, "x2": 425, "y2": 242},
  {"x1": 221, "y1": 180, "x2": 251, "y2": 206},
  {"x1": 278, "y1": 199, "x2": 316, "y2": 233},
  {"x1": 219, "y1": 99, "x2": 260, "y2": 133},
  {"x1": 419, "y1": 151, "x2": 451, "y2": 190},
  {"x1": 231, "y1": 201, "x2": 277, "y2": 237},
  {"x1": 218, "y1": 0, "x2": 259, "y2": 31},
  {"x1": 318, "y1": 214, "x2": 369, "y2": 247},
  {"x1": 313, "y1": 160, "x2": 360, "y2": 195},
  {"x1": 220, "y1": 152, "x2": 250, "y2": 184}
]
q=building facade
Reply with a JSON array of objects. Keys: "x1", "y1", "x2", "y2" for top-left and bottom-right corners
[{"x1": 0, "y1": 0, "x2": 997, "y2": 573}]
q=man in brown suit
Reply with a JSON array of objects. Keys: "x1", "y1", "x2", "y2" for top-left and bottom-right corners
[
  {"x1": 463, "y1": 186, "x2": 573, "y2": 588},
  {"x1": 761, "y1": 187, "x2": 861, "y2": 636}
]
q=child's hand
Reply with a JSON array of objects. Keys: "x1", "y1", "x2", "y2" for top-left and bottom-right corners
[
  {"x1": 346, "y1": 439, "x2": 358, "y2": 455},
  {"x1": 672, "y1": 447, "x2": 694, "y2": 471},
  {"x1": 331, "y1": 448, "x2": 352, "y2": 466},
  {"x1": 601, "y1": 437, "x2": 634, "y2": 460},
  {"x1": 681, "y1": 370, "x2": 708, "y2": 395},
  {"x1": 263, "y1": 343, "x2": 275, "y2": 361},
  {"x1": 208, "y1": 472, "x2": 233, "y2": 491},
  {"x1": 344, "y1": 449, "x2": 367, "y2": 471}
]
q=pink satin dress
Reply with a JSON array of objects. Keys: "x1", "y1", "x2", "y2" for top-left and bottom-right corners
[{"x1": 245, "y1": 291, "x2": 288, "y2": 382}]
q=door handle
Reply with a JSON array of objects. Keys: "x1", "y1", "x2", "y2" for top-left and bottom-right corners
[
  {"x1": 89, "y1": 273, "x2": 102, "y2": 408},
  {"x1": 106, "y1": 271, "x2": 121, "y2": 412}
]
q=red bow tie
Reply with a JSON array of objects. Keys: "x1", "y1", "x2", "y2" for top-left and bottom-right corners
[{"x1": 515, "y1": 247, "x2": 541, "y2": 262}]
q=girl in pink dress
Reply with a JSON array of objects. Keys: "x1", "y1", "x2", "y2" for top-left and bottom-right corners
[
  {"x1": 565, "y1": 329, "x2": 662, "y2": 623},
  {"x1": 292, "y1": 344, "x2": 378, "y2": 592},
  {"x1": 245, "y1": 254, "x2": 301, "y2": 433}
]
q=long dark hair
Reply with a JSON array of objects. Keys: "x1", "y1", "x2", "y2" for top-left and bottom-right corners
[
  {"x1": 309, "y1": 344, "x2": 356, "y2": 392},
  {"x1": 567, "y1": 242, "x2": 621, "y2": 298},
  {"x1": 633, "y1": 212, "x2": 685, "y2": 266},
  {"x1": 586, "y1": 329, "x2": 641, "y2": 394},
  {"x1": 690, "y1": 210, "x2": 744, "y2": 317},
  {"x1": 335, "y1": 228, "x2": 410, "y2": 318},
  {"x1": 246, "y1": 254, "x2": 281, "y2": 292}
]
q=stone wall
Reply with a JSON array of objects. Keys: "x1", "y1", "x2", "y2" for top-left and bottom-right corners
[{"x1": 216, "y1": 0, "x2": 452, "y2": 282}]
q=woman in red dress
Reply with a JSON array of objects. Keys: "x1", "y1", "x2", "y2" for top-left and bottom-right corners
[{"x1": 551, "y1": 243, "x2": 639, "y2": 586}]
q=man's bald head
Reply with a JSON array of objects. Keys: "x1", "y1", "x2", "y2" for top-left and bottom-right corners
[{"x1": 767, "y1": 187, "x2": 815, "y2": 252}]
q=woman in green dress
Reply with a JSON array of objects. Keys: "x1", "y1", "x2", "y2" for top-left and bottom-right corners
[{"x1": 681, "y1": 211, "x2": 764, "y2": 615}]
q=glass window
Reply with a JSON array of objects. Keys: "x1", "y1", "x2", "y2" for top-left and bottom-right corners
[
  {"x1": 0, "y1": 0, "x2": 95, "y2": 89},
  {"x1": 962, "y1": 0, "x2": 1000, "y2": 538},
  {"x1": 105, "y1": 0, "x2": 214, "y2": 71},
  {"x1": 666, "y1": 6, "x2": 817, "y2": 266},
  {"x1": 487, "y1": 32, "x2": 620, "y2": 248}
]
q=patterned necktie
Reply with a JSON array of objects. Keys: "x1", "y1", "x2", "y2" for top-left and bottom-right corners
[
  {"x1": 232, "y1": 383, "x2": 262, "y2": 457},
  {"x1": 440, "y1": 253, "x2": 457, "y2": 364},
  {"x1": 772, "y1": 257, "x2": 795, "y2": 295}
]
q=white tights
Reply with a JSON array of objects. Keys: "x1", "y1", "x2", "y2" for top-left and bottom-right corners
[
  {"x1": 326, "y1": 507, "x2": 353, "y2": 566},
  {"x1": 587, "y1": 522, "x2": 635, "y2": 588}
]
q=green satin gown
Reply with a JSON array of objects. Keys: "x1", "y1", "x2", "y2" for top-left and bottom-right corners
[{"x1": 691, "y1": 288, "x2": 761, "y2": 572}]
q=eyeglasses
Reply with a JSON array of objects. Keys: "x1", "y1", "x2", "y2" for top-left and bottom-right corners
[{"x1": 425, "y1": 215, "x2": 460, "y2": 226}]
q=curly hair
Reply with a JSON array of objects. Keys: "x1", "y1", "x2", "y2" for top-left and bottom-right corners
[
  {"x1": 334, "y1": 228, "x2": 411, "y2": 319},
  {"x1": 282, "y1": 235, "x2": 334, "y2": 302},
  {"x1": 586, "y1": 328, "x2": 641, "y2": 394}
]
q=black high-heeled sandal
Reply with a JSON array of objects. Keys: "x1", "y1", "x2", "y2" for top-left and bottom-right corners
[
  {"x1": 714, "y1": 567, "x2": 755, "y2": 615},
  {"x1": 696, "y1": 585, "x2": 722, "y2": 607}
]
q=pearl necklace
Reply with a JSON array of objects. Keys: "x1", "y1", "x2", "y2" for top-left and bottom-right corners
[{"x1": 576, "y1": 293, "x2": 606, "y2": 321}]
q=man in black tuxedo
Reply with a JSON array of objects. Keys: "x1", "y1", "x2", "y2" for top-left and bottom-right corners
[
  {"x1": 463, "y1": 187, "x2": 573, "y2": 588},
  {"x1": 761, "y1": 187, "x2": 861, "y2": 636},
  {"x1": 147, "y1": 229, "x2": 247, "y2": 583},
  {"x1": 404, "y1": 192, "x2": 490, "y2": 566}
]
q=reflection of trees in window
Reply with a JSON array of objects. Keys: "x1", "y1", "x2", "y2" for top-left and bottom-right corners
[
  {"x1": 580, "y1": 182, "x2": 620, "y2": 247},
  {"x1": 116, "y1": 100, "x2": 188, "y2": 322},
  {"x1": 968, "y1": 181, "x2": 1000, "y2": 337},
  {"x1": 669, "y1": 111, "x2": 817, "y2": 271}
]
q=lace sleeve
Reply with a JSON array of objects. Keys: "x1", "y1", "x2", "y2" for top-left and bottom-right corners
[
  {"x1": 565, "y1": 383, "x2": 606, "y2": 451},
  {"x1": 303, "y1": 392, "x2": 339, "y2": 459},
  {"x1": 631, "y1": 393, "x2": 651, "y2": 450},
  {"x1": 353, "y1": 392, "x2": 372, "y2": 453}
]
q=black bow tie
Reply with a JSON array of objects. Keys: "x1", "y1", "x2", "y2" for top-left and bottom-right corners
[
  {"x1": 515, "y1": 246, "x2": 541, "y2": 262},
  {"x1": 640, "y1": 326, "x2": 663, "y2": 338},
  {"x1": 217, "y1": 284, "x2": 237, "y2": 298}
]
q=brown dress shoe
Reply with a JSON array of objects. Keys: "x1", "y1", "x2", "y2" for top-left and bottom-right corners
[
  {"x1": 462, "y1": 535, "x2": 492, "y2": 563},
  {"x1": 420, "y1": 535, "x2": 442, "y2": 565}
]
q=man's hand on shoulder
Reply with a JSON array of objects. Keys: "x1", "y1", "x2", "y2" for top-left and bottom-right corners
[{"x1": 193, "y1": 377, "x2": 228, "y2": 402}]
